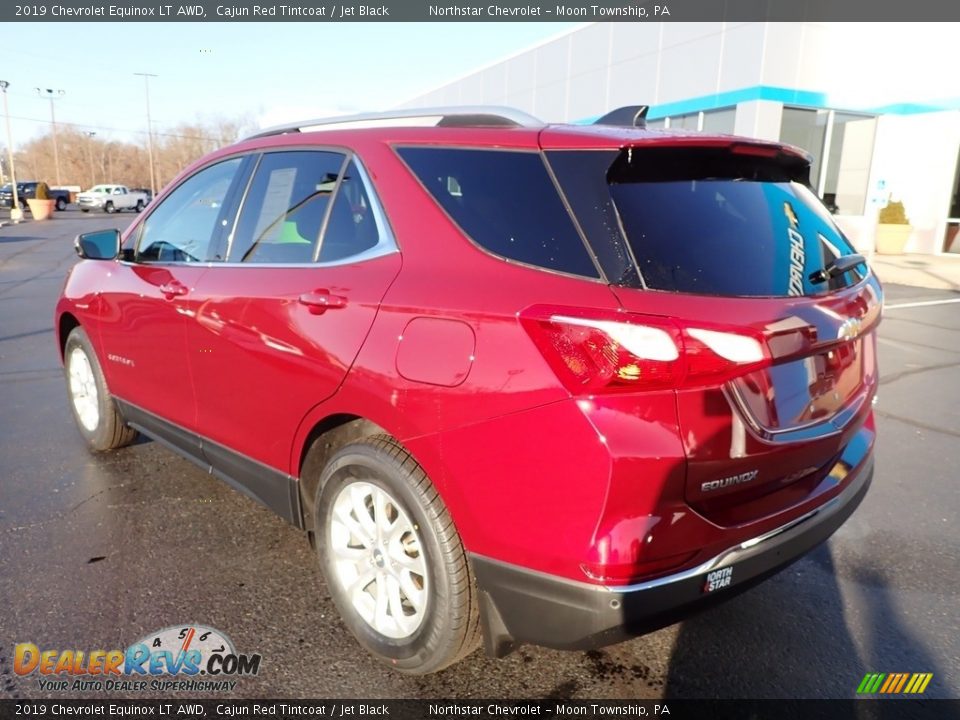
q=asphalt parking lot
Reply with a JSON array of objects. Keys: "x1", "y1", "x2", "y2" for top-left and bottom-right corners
[{"x1": 1, "y1": 209, "x2": 958, "y2": 700}]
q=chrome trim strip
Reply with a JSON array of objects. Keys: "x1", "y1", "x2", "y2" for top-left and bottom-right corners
[
  {"x1": 725, "y1": 380, "x2": 870, "y2": 442},
  {"x1": 604, "y1": 494, "x2": 843, "y2": 594},
  {"x1": 473, "y1": 487, "x2": 848, "y2": 598},
  {"x1": 121, "y1": 153, "x2": 399, "y2": 270}
]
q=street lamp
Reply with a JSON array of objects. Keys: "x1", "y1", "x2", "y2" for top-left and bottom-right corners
[
  {"x1": 84, "y1": 131, "x2": 97, "y2": 188},
  {"x1": 0, "y1": 80, "x2": 22, "y2": 222},
  {"x1": 35, "y1": 87, "x2": 65, "y2": 186},
  {"x1": 134, "y1": 72, "x2": 158, "y2": 196}
]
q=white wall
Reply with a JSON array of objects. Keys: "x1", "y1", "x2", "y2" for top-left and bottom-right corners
[
  {"x1": 868, "y1": 112, "x2": 960, "y2": 254},
  {"x1": 734, "y1": 100, "x2": 782, "y2": 141},
  {"x1": 401, "y1": 22, "x2": 960, "y2": 255},
  {"x1": 403, "y1": 22, "x2": 770, "y2": 121}
]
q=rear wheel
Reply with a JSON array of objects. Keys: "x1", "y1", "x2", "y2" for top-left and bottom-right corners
[
  {"x1": 313, "y1": 436, "x2": 480, "y2": 674},
  {"x1": 64, "y1": 327, "x2": 137, "y2": 452},
  {"x1": 55, "y1": 197, "x2": 66, "y2": 211},
  {"x1": 135, "y1": 200, "x2": 144, "y2": 213},
  {"x1": 81, "y1": 209, "x2": 89, "y2": 213}
]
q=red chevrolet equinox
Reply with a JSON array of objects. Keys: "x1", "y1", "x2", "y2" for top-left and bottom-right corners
[{"x1": 56, "y1": 106, "x2": 880, "y2": 674}]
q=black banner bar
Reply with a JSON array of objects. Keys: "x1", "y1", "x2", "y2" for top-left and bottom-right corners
[
  {"x1": 0, "y1": 700, "x2": 957, "y2": 720},
  {"x1": 3, "y1": 0, "x2": 960, "y2": 22}
]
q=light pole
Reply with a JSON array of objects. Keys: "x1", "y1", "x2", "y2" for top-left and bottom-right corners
[
  {"x1": 84, "y1": 131, "x2": 97, "y2": 188},
  {"x1": 0, "y1": 80, "x2": 22, "y2": 222},
  {"x1": 134, "y1": 72, "x2": 158, "y2": 196},
  {"x1": 35, "y1": 87, "x2": 65, "y2": 186}
]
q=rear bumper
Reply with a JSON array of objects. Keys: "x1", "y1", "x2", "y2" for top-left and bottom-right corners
[{"x1": 473, "y1": 454, "x2": 872, "y2": 657}]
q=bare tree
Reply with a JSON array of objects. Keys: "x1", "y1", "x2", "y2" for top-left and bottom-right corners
[{"x1": 14, "y1": 115, "x2": 256, "y2": 190}]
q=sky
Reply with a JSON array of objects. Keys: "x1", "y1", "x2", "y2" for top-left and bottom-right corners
[{"x1": 0, "y1": 22, "x2": 583, "y2": 148}]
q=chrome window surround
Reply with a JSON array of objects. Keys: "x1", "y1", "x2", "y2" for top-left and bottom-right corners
[{"x1": 127, "y1": 149, "x2": 399, "y2": 270}]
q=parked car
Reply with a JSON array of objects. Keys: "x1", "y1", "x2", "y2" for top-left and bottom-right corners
[
  {"x1": 0, "y1": 181, "x2": 70, "y2": 211},
  {"x1": 128, "y1": 187, "x2": 154, "y2": 205},
  {"x1": 56, "y1": 107, "x2": 881, "y2": 674},
  {"x1": 76, "y1": 184, "x2": 148, "y2": 213}
]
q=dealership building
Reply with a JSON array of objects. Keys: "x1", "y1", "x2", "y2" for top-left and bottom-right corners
[{"x1": 402, "y1": 22, "x2": 960, "y2": 255}]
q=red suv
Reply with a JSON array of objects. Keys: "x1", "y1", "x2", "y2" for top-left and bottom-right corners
[{"x1": 56, "y1": 107, "x2": 880, "y2": 674}]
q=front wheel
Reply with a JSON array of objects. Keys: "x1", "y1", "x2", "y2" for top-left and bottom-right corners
[
  {"x1": 81, "y1": 208, "x2": 89, "y2": 213},
  {"x1": 135, "y1": 200, "x2": 144, "y2": 213},
  {"x1": 104, "y1": 202, "x2": 115, "y2": 214},
  {"x1": 313, "y1": 436, "x2": 480, "y2": 674},
  {"x1": 64, "y1": 327, "x2": 137, "y2": 452}
]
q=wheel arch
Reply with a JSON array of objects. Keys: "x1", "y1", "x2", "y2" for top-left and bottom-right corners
[
  {"x1": 57, "y1": 312, "x2": 81, "y2": 361},
  {"x1": 297, "y1": 414, "x2": 391, "y2": 533}
]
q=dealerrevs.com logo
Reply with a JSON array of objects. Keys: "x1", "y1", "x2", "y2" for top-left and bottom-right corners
[{"x1": 14, "y1": 625, "x2": 261, "y2": 693}]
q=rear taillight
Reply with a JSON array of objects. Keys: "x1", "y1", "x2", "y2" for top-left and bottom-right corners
[{"x1": 520, "y1": 306, "x2": 769, "y2": 393}]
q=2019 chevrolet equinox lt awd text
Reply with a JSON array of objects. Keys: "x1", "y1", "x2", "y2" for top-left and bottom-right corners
[{"x1": 56, "y1": 106, "x2": 880, "y2": 674}]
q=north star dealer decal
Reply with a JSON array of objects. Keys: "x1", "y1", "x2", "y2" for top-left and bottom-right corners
[{"x1": 784, "y1": 201, "x2": 805, "y2": 297}]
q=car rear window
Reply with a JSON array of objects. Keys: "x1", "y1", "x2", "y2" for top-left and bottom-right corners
[
  {"x1": 603, "y1": 146, "x2": 863, "y2": 297},
  {"x1": 397, "y1": 147, "x2": 599, "y2": 279}
]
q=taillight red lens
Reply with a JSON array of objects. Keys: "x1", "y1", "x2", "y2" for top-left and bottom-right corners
[{"x1": 521, "y1": 306, "x2": 770, "y2": 393}]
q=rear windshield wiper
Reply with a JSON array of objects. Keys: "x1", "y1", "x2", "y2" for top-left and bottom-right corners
[{"x1": 809, "y1": 254, "x2": 866, "y2": 284}]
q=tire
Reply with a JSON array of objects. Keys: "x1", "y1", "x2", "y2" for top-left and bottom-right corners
[
  {"x1": 313, "y1": 436, "x2": 480, "y2": 674},
  {"x1": 104, "y1": 201, "x2": 115, "y2": 214},
  {"x1": 55, "y1": 197, "x2": 66, "y2": 211},
  {"x1": 135, "y1": 200, "x2": 144, "y2": 213},
  {"x1": 64, "y1": 327, "x2": 137, "y2": 452},
  {"x1": 81, "y1": 209, "x2": 89, "y2": 213}
]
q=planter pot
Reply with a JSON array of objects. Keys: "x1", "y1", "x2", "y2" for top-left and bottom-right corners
[
  {"x1": 26, "y1": 198, "x2": 56, "y2": 221},
  {"x1": 875, "y1": 224, "x2": 912, "y2": 254}
]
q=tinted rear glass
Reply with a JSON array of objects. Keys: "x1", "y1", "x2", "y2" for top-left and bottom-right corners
[
  {"x1": 397, "y1": 147, "x2": 599, "y2": 279},
  {"x1": 607, "y1": 147, "x2": 863, "y2": 297}
]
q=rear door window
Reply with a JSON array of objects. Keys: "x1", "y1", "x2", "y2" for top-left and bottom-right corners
[
  {"x1": 397, "y1": 147, "x2": 599, "y2": 279},
  {"x1": 605, "y1": 146, "x2": 863, "y2": 297},
  {"x1": 230, "y1": 150, "x2": 346, "y2": 264}
]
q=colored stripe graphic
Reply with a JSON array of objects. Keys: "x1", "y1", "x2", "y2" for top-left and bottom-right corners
[
  {"x1": 857, "y1": 672, "x2": 933, "y2": 694},
  {"x1": 894, "y1": 674, "x2": 910, "y2": 693}
]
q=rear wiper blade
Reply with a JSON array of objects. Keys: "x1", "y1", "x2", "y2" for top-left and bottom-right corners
[{"x1": 809, "y1": 254, "x2": 866, "y2": 284}]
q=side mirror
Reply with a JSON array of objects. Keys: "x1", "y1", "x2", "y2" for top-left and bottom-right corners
[{"x1": 75, "y1": 229, "x2": 121, "y2": 260}]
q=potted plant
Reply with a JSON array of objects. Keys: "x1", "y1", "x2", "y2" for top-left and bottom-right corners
[
  {"x1": 26, "y1": 182, "x2": 56, "y2": 221},
  {"x1": 875, "y1": 199, "x2": 912, "y2": 254}
]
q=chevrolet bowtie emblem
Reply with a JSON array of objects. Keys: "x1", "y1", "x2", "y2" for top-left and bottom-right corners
[{"x1": 838, "y1": 316, "x2": 863, "y2": 341}]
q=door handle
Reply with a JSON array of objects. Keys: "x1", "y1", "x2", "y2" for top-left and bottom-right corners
[
  {"x1": 298, "y1": 289, "x2": 347, "y2": 314},
  {"x1": 159, "y1": 281, "x2": 188, "y2": 299}
]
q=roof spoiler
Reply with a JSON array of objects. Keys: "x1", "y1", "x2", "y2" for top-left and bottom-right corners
[{"x1": 594, "y1": 105, "x2": 650, "y2": 129}]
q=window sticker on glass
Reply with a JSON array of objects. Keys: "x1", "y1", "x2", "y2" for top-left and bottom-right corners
[{"x1": 252, "y1": 167, "x2": 298, "y2": 245}]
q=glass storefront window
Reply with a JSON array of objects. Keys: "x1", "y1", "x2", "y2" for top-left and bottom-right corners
[
  {"x1": 780, "y1": 108, "x2": 877, "y2": 215},
  {"x1": 671, "y1": 112, "x2": 699, "y2": 130},
  {"x1": 779, "y1": 108, "x2": 828, "y2": 192},
  {"x1": 701, "y1": 108, "x2": 736, "y2": 134},
  {"x1": 823, "y1": 113, "x2": 877, "y2": 216}
]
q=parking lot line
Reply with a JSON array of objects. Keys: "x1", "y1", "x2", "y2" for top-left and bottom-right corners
[{"x1": 884, "y1": 298, "x2": 960, "y2": 310}]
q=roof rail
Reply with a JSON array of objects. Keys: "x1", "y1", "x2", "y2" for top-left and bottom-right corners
[{"x1": 246, "y1": 106, "x2": 544, "y2": 139}]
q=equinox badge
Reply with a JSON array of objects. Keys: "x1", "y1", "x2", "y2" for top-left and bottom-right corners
[{"x1": 701, "y1": 470, "x2": 759, "y2": 493}]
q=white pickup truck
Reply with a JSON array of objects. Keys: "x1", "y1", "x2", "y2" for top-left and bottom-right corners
[{"x1": 77, "y1": 185, "x2": 149, "y2": 214}]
